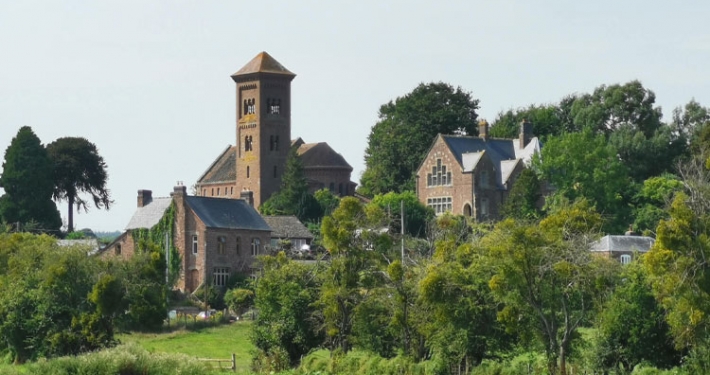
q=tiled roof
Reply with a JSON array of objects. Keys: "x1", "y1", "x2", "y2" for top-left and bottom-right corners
[
  {"x1": 126, "y1": 198, "x2": 173, "y2": 230},
  {"x1": 263, "y1": 216, "x2": 314, "y2": 240},
  {"x1": 591, "y1": 235, "x2": 655, "y2": 253},
  {"x1": 197, "y1": 145, "x2": 237, "y2": 184},
  {"x1": 185, "y1": 196, "x2": 271, "y2": 231},
  {"x1": 231, "y1": 52, "x2": 295, "y2": 77},
  {"x1": 297, "y1": 142, "x2": 352, "y2": 170}
]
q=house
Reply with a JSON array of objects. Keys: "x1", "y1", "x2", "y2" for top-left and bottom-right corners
[
  {"x1": 195, "y1": 51, "x2": 357, "y2": 205},
  {"x1": 263, "y1": 215, "x2": 314, "y2": 251},
  {"x1": 591, "y1": 234, "x2": 655, "y2": 264},
  {"x1": 416, "y1": 120, "x2": 541, "y2": 220},
  {"x1": 57, "y1": 239, "x2": 102, "y2": 255},
  {"x1": 101, "y1": 185, "x2": 271, "y2": 293}
]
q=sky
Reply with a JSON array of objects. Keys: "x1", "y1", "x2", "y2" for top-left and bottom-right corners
[{"x1": 0, "y1": 1, "x2": 708, "y2": 232}]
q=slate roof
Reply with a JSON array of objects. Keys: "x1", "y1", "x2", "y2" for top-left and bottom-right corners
[
  {"x1": 297, "y1": 142, "x2": 352, "y2": 170},
  {"x1": 196, "y1": 145, "x2": 237, "y2": 184},
  {"x1": 231, "y1": 52, "x2": 295, "y2": 77},
  {"x1": 591, "y1": 235, "x2": 655, "y2": 253},
  {"x1": 126, "y1": 197, "x2": 173, "y2": 230},
  {"x1": 441, "y1": 135, "x2": 541, "y2": 189},
  {"x1": 185, "y1": 196, "x2": 271, "y2": 231},
  {"x1": 263, "y1": 216, "x2": 314, "y2": 240}
]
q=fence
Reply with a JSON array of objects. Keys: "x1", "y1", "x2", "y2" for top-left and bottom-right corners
[{"x1": 198, "y1": 353, "x2": 237, "y2": 372}]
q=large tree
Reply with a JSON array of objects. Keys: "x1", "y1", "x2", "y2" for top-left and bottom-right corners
[
  {"x1": 260, "y1": 147, "x2": 321, "y2": 223},
  {"x1": 360, "y1": 82, "x2": 480, "y2": 196},
  {"x1": 0, "y1": 126, "x2": 61, "y2": 233},
  {"x1": 46, "y1": 137, "x2": 111, "y2": 233}
]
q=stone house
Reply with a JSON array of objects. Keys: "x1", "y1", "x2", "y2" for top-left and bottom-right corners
[
  {"x1": 195, "y1": 51, "x2": 356, "y2": 205},
  {"x1": 101, "y1": 186, "x2": 271, "y2": 293},
  {"x1": 263, "y1": 215, "x2": 314, "y2": 251},
  {"x1": 416, "y1": 120, "x2": 541, "y2": 220},
  {"x1": 591, "y1": 234, "x2": 655, "y2": 264}
]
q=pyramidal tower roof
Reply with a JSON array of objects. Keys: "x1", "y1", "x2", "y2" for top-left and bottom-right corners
[{"x1": 231, "y1": 51, "x2": 295, "y2": 78}]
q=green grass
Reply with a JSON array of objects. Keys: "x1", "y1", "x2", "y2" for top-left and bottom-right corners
[{"x1": 117, "y1": 321, "x2": 254, "y2": 371}]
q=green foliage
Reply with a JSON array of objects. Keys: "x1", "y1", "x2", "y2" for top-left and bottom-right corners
[
  {"x1": 46, "y1": 137, "x2": 111, "y2": 233},
  {"x1": 299, "y1": 349, "x2": 446, "y2": 375},
  {"x1": 501, "y1": 168, "x2": 542, "y2": 220},
  {"x1": 360, "y1": 82, "x2": 480, "y2": 196},
  {"x1": 0, "y1": 126, "x2": 61, "y2": 234},
  {"x1": 490, "y1": 104, "x2": 566, "y2": 139},
  {"x1": 131, "y1": 201, "x2": 180, "y2": 286},
  {"x1": 370, "y1": 191, "x2": 434, "y2": 237},
  {"x1": 224, "y1": 288, "x2": 254, "y2": 317},
  {"x1": 65, "y1": 231, "x2": 86, "y2": 239},
  {"x1": 261, "y1": 147, "x2": 323, "y2": 222},
  {"x1": 536, "y1": 129, "x2": 632, "y2": 233},
  {"x1": 632, "y1": 174, "x2": 684, "y2": 234},
  {"x1": 314, "y1": 188, "x2": 340, "y2": 218},
  {"x1": 592, "y1": 262, "x2": 682, "y2": 373}
]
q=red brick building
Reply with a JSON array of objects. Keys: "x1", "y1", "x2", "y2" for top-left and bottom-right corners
[
  {"x1": 101, "y1": 186, "x2": 271, "y2": 293},
  {"x1": 195, "y1": 52, "x2": 356, "y2": 205},
  {"x1": 416, "y1": 120, "x2": 541, "y2": 220}
]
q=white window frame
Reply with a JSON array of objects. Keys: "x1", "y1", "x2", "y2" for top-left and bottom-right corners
[
  {"x1": 213, "y1": 267, "x2": 230, "y2": 287},
  {"x1": 192, "y1": 235, "x2": 198, "y2": 255},
  {"x1": 620, "y1": 254, "x2": 632, "y2": 265},
  {"x1": 251, "y1": 238, "x2": 260, "y2": 256},
  {"x1": 426, "y1": 196, "x2": 453, "y2": 214}
]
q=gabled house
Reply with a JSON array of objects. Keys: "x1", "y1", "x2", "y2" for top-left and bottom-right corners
[
  {"x1": 591, "y1": 234, "x2": 655, "y2": 264},
  {"x1": 101, "y1": 185, "x2": 271, "y2": 293},
  {"x1": 416, "y1": 120, "x2": 541, "y2": 220},
  {"x1": 263, "y1": 215, "x2": 314, "y2": 251}
]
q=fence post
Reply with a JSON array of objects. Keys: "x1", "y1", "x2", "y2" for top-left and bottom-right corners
[{"x1": 231, "y1": 353, "x2": 236, "y2": 371}]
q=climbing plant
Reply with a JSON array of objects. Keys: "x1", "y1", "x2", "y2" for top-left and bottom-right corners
[{"x1": 131, "y1": 202, "x2": 181, "y2": 286}]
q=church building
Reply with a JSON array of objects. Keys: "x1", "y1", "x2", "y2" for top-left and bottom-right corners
[{"x1": 195, "y1": 52, "x2": 356, "y2": 207}]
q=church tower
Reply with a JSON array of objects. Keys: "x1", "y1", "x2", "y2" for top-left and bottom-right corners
[{"x1": 231, "y1": 52, "x2": 296, "y2": 207}]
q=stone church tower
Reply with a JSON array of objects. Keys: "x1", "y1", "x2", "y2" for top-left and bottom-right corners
[{"x1": 231, "y1": 52, "x2": 296, "y2": 207}]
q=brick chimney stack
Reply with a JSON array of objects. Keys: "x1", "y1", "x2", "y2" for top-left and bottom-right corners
[
  {"x1": 519, "y1": 119, "x2": 533, "y2": 148},
  {"x1": 240, "y1": 190, "x2": 254, "y2": 207},
  {"x1": 137, "y1": 190, "x2": 152, "y2": 207},
  {"x1": 478, "y1": 120, "x2": 489, "y2": 140}
]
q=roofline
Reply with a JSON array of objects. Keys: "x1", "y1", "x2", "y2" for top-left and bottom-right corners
[
  {"x1": 204, "y1": 226, "x2": 272, "y2": 232},
  {"x1": 415, "y1": 134, "x2": 447, "y2": 177},
  {"x1": 303, "y1": 165, "x2": 353, "y2": 171},
  {"x1": 94, "y1": 231, "x2": 128, "y2": 257},
  {"x1": 196, "y1": 145, "x2": 234, "y2": 183}
]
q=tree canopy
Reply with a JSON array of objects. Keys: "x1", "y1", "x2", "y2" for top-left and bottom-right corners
[
  {"x1": 47, "y1": 137, "x2": 111, "y2": 233},
  {"x1": 260, "y1": 147, "x2": 321, "y2": 223},
  {"x1": 360, "y1": 82, "x2": 480, "y2": 196},
  {"x1": 0, "y1": 126, "x2": 61, "y2": 233}
]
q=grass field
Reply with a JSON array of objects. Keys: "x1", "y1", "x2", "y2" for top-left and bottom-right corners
[{"x1": 117, "y1": 321, "x2": 255, "y2": 371}]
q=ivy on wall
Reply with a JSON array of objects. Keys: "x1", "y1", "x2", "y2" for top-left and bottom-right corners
[{"x1": 132, "y1": 201, "x2": 181, "y2": 286}]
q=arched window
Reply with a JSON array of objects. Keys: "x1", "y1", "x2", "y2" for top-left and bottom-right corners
[
  {"x1": 217, "y1": 236, "x2": 226, "y2": 255},
  {"x1": 338, "y1": 183, "x2": 343, "y2": 196},
  {"x1": 329, "y1": 182, "x2": 335, "y2": 192},
  {"x1": 251, "y1": 238, "x2": 260, "y2": 256},
  {"x1": 620, "y1": 254, "x2": 632, "y2": 265}
]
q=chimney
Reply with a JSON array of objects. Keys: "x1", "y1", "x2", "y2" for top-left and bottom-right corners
[
  {"x1": 240, "y1": 190, "x2": 254, "y2": 207},
  {"x1": 519, "y1": 119, "x2": 533, "y2": 148},
  {"x1": 478, "y1": 120, "x2": 489, "y2": 140},
  {"x1": 171, "y1": 184, "x2": 187, "y2": 197},
  {"x1": 137, "y1": 190, "x2": 152, "y2": 207}
]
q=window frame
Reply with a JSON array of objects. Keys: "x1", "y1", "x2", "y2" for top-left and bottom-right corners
[{"x1": 192, "y1": 235, "x2": 198, "y2": 255}]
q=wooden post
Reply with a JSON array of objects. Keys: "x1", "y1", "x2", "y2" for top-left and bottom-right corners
[{"x1": 231, "y1": 353, "x2": 236, "y2": 371}]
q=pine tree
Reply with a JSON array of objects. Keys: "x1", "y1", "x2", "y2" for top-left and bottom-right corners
[
  {"x1": 260, "y1": 147, "x2": 321, "y2": 222},
  {"x1": 0, "y1": 126, "x2": 61, "y2": 233}
]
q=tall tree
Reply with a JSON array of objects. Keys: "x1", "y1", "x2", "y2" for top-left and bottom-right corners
[
  {"x1": 489, "y1": 104, "x2": 565, "y2": 139},
  {"x1": 360, "y1": 82, "x2": 480, "y2": 196},
  {"x1": 501, "y1": 168, "x2": 542, "y2": 220},
  {"x1": 0, "y1": 126, "x2": 61, "y2": 233},
  {"x1": 46, "y1": 137, "x2": 111, "y2": 233},
  {"x1": 260, "y1": 147, "x2": 321, "y2": 222}
]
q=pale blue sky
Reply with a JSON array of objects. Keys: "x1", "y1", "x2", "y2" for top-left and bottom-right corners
[{"x1": 0, "y1": 1, "x2": 708, "y2": 231}]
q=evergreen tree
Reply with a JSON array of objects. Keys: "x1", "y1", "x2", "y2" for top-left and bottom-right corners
[
  {"x1": 501, "y1": 168, "x2": 542, "y2": 220},
  {"x1": 260, "y1": 147, "x2": 321, "y2": 222},
  {"x1": 0, "y1": 126, "x2": 61, "y2": 233}
]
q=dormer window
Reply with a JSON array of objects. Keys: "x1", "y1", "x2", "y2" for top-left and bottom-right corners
[{"x1": 427, "y1": 159, "x2": 452, "y2": 187}]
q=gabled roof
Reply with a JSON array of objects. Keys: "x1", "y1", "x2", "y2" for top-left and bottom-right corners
[
  {"x1": 185, "y1": 196, "x2": 271, "y2": 231},
  {"x1": 462, "y1": 151, "x2": 485, "y2": 172},
  {"x1": 126, "y1": 197, "x2": 173, "y2": 230},
  {"x1": 231, "y1": 52, "x2": 295, "y2": 77},
  {"x1": 297, "y1": 142, "x2": 352, "y2": 170},
  {"x1": 263, "y1": 216, "x2": 314, "y2": 240},
  {"x1": 196, "y1": 145, "x2": 237, "y2": 184},
  {"x1": 500, "y1": 159, "x2": 522, "y2": 186},
  {"x1": 591, "y1": 235, "x2": 655, "y2": 253}
]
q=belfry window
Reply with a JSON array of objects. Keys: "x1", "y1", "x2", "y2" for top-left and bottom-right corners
[
  {"x1": 427, "y1": 159, "x2": 452, "y2": 187},
  {"x1": 267, "y1": 98, "x2": 281, "y2": 114}
]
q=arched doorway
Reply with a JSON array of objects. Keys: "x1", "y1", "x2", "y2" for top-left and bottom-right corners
[{"x1": 463, "y1": 203, "x2": 472, "y2": 217}]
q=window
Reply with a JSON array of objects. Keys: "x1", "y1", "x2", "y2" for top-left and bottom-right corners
[
  {"x1": 211, "y1": 188, "x2": 214, "y2": 196},
  {"x1": 292, "y1": 238, "x2": 306, "y2": 250},
  {"x1": 217, "y1": 236, "x2": 226, "y2": 255},
  {"x1": 235, "y1": 237, "x2": 241, "y2": 255},
  {"x1": 329, "y1": 182, "x2": 335, "y2": 192},
  {"x1": 192, "y1": 235, "x2": 198, "y2": 255},
  {"x1": 213, "y1": 267, "x2": 230, "y2": 287},
  {"x1": 480, "y1": 198, "x2": 489, "y2": 217},
  {"x1": 217, "y1": 187, "x2": 220, "y2": 196},
  {"x1": 480, "y1": 171, "x2": 489, "y2": 188},
  {"x1": 270, "y1": 135, "x2": 274, "y2": 151},
  {"x1": 427, "y1": 159, "x2": 452, "y2": 187},
  {"x1": 274, "y1": 165, "x2": 277, "y2": 178},
  {"x1": 274, "y1": 136, "x2": 279, "y2": 150},
  {"x1": 251, "y1": 238, "x2": 260, "y2": 256},
  {"x1": 620, "y1": 254, "x2": 632, "y2": 265},
  {"x1": 426, "y1": 197, "x2": 453, "y2": 214},
  {"x1": 115, "y1": 244, "x2": 122, "y2": 256},
  {"x1": 230, "y1": 187, "x2": 233, "y2": 195},
  {"x1": 338, "y1": 183, "x2": 343, "y2": 196},
  {"x1": 247, "y1": 166, "x2": 250, "y2": 178}
]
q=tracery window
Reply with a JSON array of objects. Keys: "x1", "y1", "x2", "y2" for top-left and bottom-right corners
[{"x1": 427, "y1": 159, "x2": 452, "y2": 187}]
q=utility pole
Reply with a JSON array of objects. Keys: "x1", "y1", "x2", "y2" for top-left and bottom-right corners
[{"x1": 401, "y1": 200, "x2": 405, "y2": 264}]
